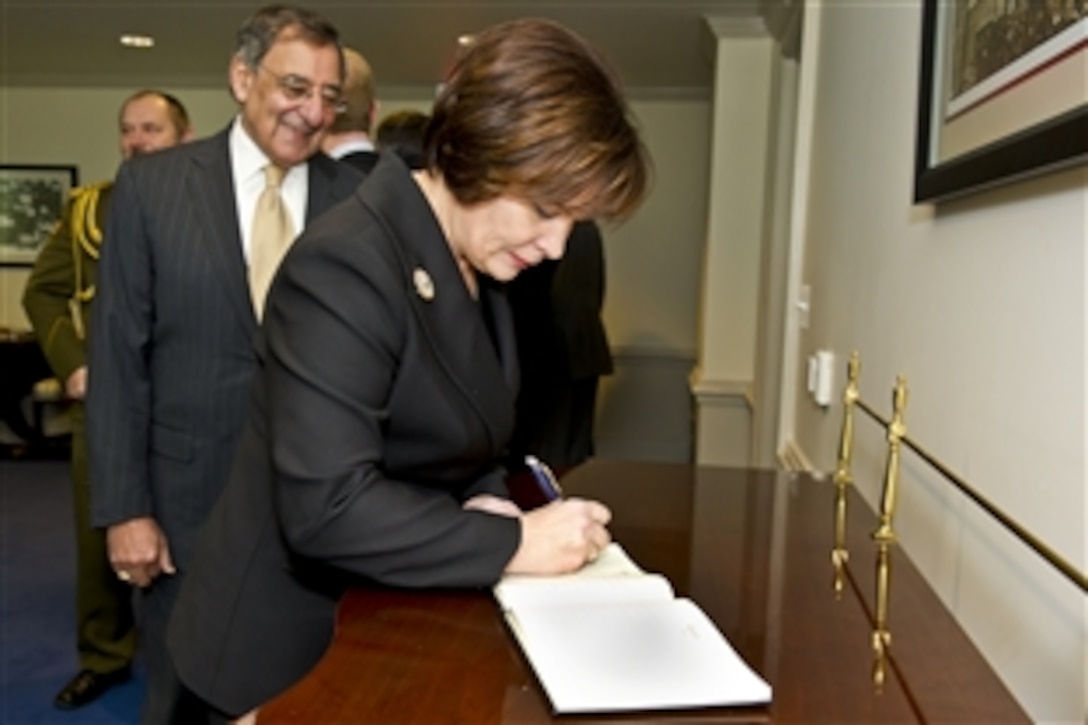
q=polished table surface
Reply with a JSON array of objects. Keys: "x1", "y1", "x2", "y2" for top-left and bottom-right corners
[{"x1": 262, "y1": 461, "x2": 1027, "y2": 723}]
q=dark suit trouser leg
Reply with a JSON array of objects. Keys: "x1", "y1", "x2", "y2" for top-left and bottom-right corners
[
  {"x1": 71, "y1": 407, "x2": 136, "y2": 674},
  {"x1": 138, "y1": 573, "x2": 208, "y2": 724}
]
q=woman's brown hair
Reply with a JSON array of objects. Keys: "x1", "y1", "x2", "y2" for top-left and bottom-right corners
[{"x1": 425, "y1": 18, "x2": 650, "y2": 222}]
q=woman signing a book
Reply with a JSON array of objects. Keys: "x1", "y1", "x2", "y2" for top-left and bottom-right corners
[{"x1": 166, "y1": 17, "x2": 649, "y2": 722}]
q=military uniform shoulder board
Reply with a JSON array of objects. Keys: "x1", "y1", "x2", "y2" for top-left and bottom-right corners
[
  {"x1": 67, "y1": 180, "x2": 114, "y2": 338},
  {"x1": 70, "y1": 180, "x2": 113, "y2": 198}
]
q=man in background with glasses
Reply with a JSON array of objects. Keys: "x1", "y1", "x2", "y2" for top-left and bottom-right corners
[{"x1": 86, "y1": 6, "x2": 361, "y2": 722}]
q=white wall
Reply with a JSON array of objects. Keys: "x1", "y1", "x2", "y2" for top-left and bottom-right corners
[
  {"x1": 600, "y1": 97, "x2": 710, "y2": 357},
  {"x1": 1, "y1": 87, "x2": 240, "y2": 182},
  {"x1": 791, "y1": 3, "x2": 1086, "y2": 720}
]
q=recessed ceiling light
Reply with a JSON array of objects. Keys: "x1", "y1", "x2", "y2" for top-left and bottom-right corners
[{"x1": 120, "y1": 34, "x2": 155, "y2": 48}]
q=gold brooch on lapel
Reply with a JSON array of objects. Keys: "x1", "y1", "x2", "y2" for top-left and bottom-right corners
[{"x1": 413, "y1": 267, "x2": 435, "y2": 302}]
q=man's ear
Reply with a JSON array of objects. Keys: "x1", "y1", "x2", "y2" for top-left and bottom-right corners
[{"x1": 228, "y1": 56, "x2": 254, "y2": 104}]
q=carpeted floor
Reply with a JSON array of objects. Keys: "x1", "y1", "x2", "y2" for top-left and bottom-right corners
[{"x1": 1, "y1": 459, "x2": 143, "y2": 723}]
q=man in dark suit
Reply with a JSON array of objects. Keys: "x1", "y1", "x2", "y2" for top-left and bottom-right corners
[
  {"x1": 507, "y1": 220, "x2": 614, "y2": 469},
  {"x1": 320, "y1": 47, "x2": 379, "y2": 173},
  {"x1": 86, "y1": 6, "x2": 362, "y2": 722},
  {"x1": 23, "y1": 89, "x2": 192, "y2": 711}
]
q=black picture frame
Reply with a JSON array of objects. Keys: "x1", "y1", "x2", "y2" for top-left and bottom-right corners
[
  {"x1": 913, "y1": 0, "x2": 1088, "y2": 203},
  {"x1": 0, "y1": 164, "x2": 79, "y2": 266}
]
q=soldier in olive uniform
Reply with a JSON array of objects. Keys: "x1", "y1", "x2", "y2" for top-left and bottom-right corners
[{"x1": 21, "y1": 89, "x2": 192, "y2": 711}]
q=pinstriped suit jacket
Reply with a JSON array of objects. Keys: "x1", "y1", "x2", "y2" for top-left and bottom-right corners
[{"x1": 87, "y1": 126, "x2": 363, "y2": 570}]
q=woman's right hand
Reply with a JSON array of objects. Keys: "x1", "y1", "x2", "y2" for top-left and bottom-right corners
[{"x1": 504, "y1": 498, "x2": 612, "y2": 576}]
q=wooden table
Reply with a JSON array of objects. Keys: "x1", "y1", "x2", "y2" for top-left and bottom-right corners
[{"x1": 262, "y1": 461, "x2": 1028, "y2": 723}]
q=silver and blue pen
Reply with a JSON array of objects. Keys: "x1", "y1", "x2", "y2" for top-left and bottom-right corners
[{"x1": 524, "y1": 455, "x2": 564, "y2": 502}]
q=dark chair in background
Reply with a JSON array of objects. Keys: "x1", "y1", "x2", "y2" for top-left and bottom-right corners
[{"x1": 0, "y1": 327, "x2": 70, "y2": 458}]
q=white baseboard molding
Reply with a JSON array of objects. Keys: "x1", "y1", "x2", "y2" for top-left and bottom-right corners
[
  {"x1": 777, "y1": 438, "x2": 815, "y2": 473},
  {"x1": 688, "y1": 369, "x2": 754, "y2": 411}
]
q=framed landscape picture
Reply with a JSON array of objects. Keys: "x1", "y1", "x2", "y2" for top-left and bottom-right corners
[
  {"x1": 0, "y1": 165, "x2": 79, "y2": 266},
  {"x1": 914, "y1": 0, "x2": 1088, "y2": 202}
]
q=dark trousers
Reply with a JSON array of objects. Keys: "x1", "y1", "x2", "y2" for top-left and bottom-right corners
[
  {"x1": 138, "y1": 572, "x2": 210, "y2": 724},
  {"x1": 70, "y1": 405, "x2": 137, "y2": 674}
]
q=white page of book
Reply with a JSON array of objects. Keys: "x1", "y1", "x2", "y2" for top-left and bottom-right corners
[
  {"x1": 511, "y1": 598, "x2": 772, "y2": 713},
  {"x1": 498, "y1": 573, "x2": 674, "y2": 612},
  {"x1": 495, "y1": 544, "x2": 672, "y2": 612}
]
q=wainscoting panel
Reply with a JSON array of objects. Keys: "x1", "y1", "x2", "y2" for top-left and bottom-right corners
[
  {"x1": 595, "y1": 347, "x2": 695, "y2": 463},
  {"x1": 690, "y1": 374, "x2": 753, "y2": 467}
]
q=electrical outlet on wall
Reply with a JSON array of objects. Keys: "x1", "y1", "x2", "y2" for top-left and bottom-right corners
[
  {"x1": 796, "y1": 284, "x2": 811, "y2": 329},
  {"x1": 814, "y1": 350, "x2": 834, "y2": 407}
]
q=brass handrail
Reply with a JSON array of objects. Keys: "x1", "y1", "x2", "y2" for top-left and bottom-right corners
[
  {"x1": 832, "y1": 357, "x2": 1086, "y2": 691},
  {"x1": 852, "y1": 378, "x2": 1087, "y2": 594}
]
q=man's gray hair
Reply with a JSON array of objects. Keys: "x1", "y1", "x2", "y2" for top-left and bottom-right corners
[{"x1": 233, "y1": 4, "x2": 343, "y2": 73}]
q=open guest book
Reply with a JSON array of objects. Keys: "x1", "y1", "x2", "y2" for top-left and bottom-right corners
[{"x1": 494, "y1": 543, "x2": 772, "y2": 714}]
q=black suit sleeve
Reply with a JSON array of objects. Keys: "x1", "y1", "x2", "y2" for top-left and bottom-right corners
[
  {"x1": 88, "y1": 160, "x2": 156, "y2": 526},
  {"x1": 261, "y1": 224, "x2": 519, "y2": 589}
]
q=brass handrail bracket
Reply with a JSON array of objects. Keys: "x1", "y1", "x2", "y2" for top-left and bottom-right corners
[{"x1": 831, "y1": 351, "x2": 861, "y2": 597}]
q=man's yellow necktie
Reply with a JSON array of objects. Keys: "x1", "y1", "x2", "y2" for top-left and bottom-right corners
[{"x1": 248, "y1": 164, "x2": 295, "y2": 319}]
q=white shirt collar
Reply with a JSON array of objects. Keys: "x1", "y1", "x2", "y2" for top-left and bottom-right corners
[
  {"x1": 326, "y1": 137, "x2": 375, "y2": 160},
  {"x1": 231, "y1": 116, "x2": 285, "y2": 183},
  {"x1": 229, "y1": 116, "x2": 309, "y2": 259}
]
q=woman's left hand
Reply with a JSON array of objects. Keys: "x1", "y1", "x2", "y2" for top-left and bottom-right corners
[{"x1": 463, "y1": 494, "x2": 523, "y2": 518}]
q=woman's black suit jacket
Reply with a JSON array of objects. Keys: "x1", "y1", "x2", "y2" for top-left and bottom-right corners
[{"x1": 167, "y1": 155, "x2": 522, "y2": 715}]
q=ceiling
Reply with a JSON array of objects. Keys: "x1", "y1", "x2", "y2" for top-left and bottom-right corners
[{"x1": 0, "y1": 0, "x2": 771, "y2": 95}]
